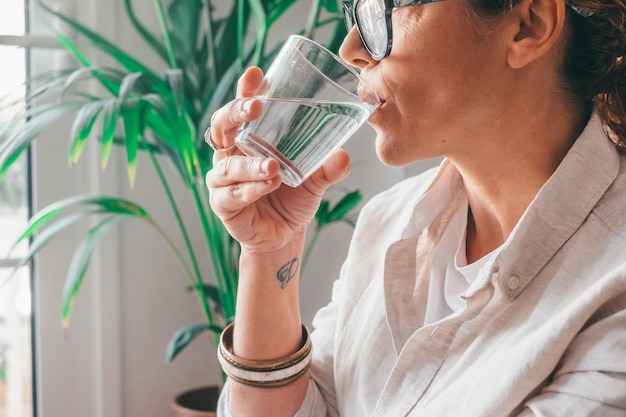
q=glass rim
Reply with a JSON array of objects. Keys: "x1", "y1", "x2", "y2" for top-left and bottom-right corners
[{"x1": 285, "y1": 34, "x2": 380, "y2": 106}]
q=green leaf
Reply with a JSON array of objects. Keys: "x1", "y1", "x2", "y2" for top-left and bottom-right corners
[
  {"x1": 266, "y1": 0, "x2": 299, "y2": 26},
  {"x1": 196, "y1": 37, "x2": 210, "y2": 84},
  {"x1": 322, "y1": 16, "x2": 347, "y2": 54},
  {"x1": 69, "y1": 100, "x2": 103, "y2": 165},
  {"x1": 212, "y1": 8, "x2": 242, "y2": 78},
  {"x1": 201, "y1": 45, "x2": 256, "y2": 127},
  {"x1": 100, "y1": 99, "x2": 120, "y2": 170},
  {"x1": 153, "y1": 0, "x2": 178, "y2": 69},
  {"x1": 198, "y1": 283, "x2": 220, "y2": 307},
  {"x1": 165, "y1": 323, "x2": 222, "y2": 363},
  {"x1": 149, "y1": 136, "x2": 188, "y2": 183},
  {"x1": 0, "y1": 101, "x2": 85, "y2": 180},
  {"x1": 12, "y1": 209, "x2": 108, "y2": 269},
  {"x1": 166, "y1": 69, "x2": 185, "y2": 116},
  {"x1": 320, "y1": 0, "x2": 341, "y2": 14},
  {"x1": 11, "y1": 195, "x2": 150, "y2": 249},
  {"x1": 61, "y1": 214, "x2": 131, "y2": 328},
  {"x1": 123, "y1": 0, "x2": 169, "y2": 64},
  {"x1": 144, "y1": 107, "x2": 176, "y2": 147},
  {"x1": 247, "y1": 0, "x2": 270, "y2": 66},
  {"x1": 326, "y1": 189, "x2": 362, "y2": 223},
  {"x1": 53, "y1": 31, "x2": 120, "y2": 96},
  {"x1": 17, "y1": 68, "x2": 76, "y2": 105},
  {"x1": 38, "y1": 0, "x2": 166, "y2": 92},
  {"x1": 314, "y1": 190, "x2": 362, "y2": 229},
  {"x1": 0, "y1": 142, "x2": 28, "y2": 180},
  {"x1": 122, "y1": 98, "x2": 142, "y2": 187},
  {"x1": 61, "y1": 67, "x2": 126, "y2": 99},
  {"x1": 119, "y1": 72, "x2": 143, "y2": 100},
  {"x1": 168, "y1": 0, "x2": 203, "y2": 61},
  {"x1": 315, "y1": 199, "x2": 331, "y2": 225}
]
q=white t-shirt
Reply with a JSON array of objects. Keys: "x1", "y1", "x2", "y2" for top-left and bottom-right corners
[{"x1": 424, "y1": 194, "x2": 502, "y2": 326}]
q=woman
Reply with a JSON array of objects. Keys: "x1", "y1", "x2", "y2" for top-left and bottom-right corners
[{"x1": 206, "y1": 0, "x2": 626, "y2": 414}]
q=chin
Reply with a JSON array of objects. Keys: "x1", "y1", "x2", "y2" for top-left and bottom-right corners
[
  {"x1": 375, "y1": 133, "x2": 439, "y2": 167},
  {"x1": 375, "y1": 138, "x2": 412, "y2": 167}
]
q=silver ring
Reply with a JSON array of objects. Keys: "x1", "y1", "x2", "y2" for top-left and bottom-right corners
[{"x1": 205, "y1": 127, "x2": 237, "y2": 152}]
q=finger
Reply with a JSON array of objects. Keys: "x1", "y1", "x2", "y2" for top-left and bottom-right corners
[
  {"x1": 209, "y1": 176, "x2": 282, "y2": 219},
  {"x1": 236, "y1": 66, "x2": 264, "y2": 98},
  {"x1": 304, "y1": 149, "x2": 351, "y2": 196},
  {"x1": 206, "y1": 156, "x2": 280, "y2": 188},
  {"x1": 209, "y1": 98, "x2": 263, "y2": 152},
  {"x1": 207, "y1": 67, "x2": 264, "y2": 153}
]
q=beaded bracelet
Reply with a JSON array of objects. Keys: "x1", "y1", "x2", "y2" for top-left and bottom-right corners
[{"x1": 217, "y1": 322, "x2": 312, "y2": 388}]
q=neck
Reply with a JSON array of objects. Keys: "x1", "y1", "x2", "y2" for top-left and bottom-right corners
[{"x1": 453, "y1": 102, "x2": 588, "y2": 263}]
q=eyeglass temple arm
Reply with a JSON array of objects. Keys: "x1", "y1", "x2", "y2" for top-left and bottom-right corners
[
  {"x1": 392, "y1": 0, "x2": 593, "y2": 16},
  {"x1": 394, "y1": 0, "x2": 442, "y2": 6}
]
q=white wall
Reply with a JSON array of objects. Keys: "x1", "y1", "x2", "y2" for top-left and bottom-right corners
[{"x1": 30, "y1": 1, "x2": 437, "y2": 417}]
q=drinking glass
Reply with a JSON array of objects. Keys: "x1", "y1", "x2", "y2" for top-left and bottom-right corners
[{"x1": 235, "y1": 35, "x2": 379, "y2": 187}]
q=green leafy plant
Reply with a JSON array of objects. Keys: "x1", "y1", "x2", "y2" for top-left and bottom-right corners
[{"x1": 0, "y1": 0, "x2": 362, "y2": 367}]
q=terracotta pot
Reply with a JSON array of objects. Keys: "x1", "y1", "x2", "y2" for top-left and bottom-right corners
[
  {"x1": 171, "y1": 385, "x2": 220, "y2": 417},
  {"x1": 0, "y1": 380, "x2": 5, "y2": 406}
]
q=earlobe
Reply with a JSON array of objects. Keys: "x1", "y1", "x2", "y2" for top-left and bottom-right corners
[{"x1": 506, "y1": 0, "x2": 565, "y2": 69}]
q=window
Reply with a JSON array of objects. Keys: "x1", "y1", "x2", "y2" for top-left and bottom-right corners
[{"x1": 0, "y1": 1, "x2": 34, "y2": 416}]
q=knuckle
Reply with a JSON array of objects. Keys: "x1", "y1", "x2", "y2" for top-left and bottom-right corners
[
  {"x1": 241, "y1": 158, "x2": 257, "y2": 175},
  {"x1": 303, "y1": 174, "x2": 327, "y2": 198},
  {"x1": 210, "y1": 101, "x2": 240, "y2": 136},
  {"x1": 216, "y1": 157, "x2": 233, "y2": 177},
  {"x1": 227, "y1": 183, "x2": 245, "y2": 202},
  {"x1": 226, "y1": 100, "x2": 243, "y2": 125}
]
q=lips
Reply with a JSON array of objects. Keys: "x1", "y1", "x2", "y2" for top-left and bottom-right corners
[
  {"x1": 357, "y1": 75, "x2": 384, "y2": 105},
  {"x1": 357, "y1": 87, "x2": 380, "y2": 108}
]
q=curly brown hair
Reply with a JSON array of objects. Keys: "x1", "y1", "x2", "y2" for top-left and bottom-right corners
[{"x1": 465, "y1": 0, "x2": 626, "y2": 152}]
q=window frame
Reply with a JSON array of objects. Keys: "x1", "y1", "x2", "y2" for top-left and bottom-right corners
[
  {"x1": 1, "y1": 1, "x2": 124, "y2": 416},
  {"x1": 0, "y1": 1, "x2": 38, "y2": 415}
]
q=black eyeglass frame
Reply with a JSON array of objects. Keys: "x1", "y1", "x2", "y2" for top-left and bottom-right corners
[
  {"x1": 342, "y1": 0, "x2": 593, "y2": 61},
  {"x1": 342, "y1": 0, "x2": 445, "y2": 61}
]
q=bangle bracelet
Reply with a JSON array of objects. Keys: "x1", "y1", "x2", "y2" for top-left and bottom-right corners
[{"x1": 217, "y1": 322, "x2": 312, "y2": 388}]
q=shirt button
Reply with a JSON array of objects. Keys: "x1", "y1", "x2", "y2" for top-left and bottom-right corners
[{"x1": 507, "y1": 276, "x2": 521, "y2": 290}]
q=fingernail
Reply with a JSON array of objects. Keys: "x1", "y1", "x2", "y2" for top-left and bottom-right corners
[
  {"x1": 241, "y1": 99, "x2": 253, "y2": 114},
  {"x1": 261, "y1": 159, "x2": 270, "y2": 174}
]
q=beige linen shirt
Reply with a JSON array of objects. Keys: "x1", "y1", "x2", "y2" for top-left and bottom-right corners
[{"x1": 219, "y1": 113, "x2": 626, "y2": 416}]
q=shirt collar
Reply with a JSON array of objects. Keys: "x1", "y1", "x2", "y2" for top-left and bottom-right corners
[
  {"x1": 397, "y1": 111, "x2": 620, "y2": 300},
  {"x1": 399, "y1": 159, "x2": 464, "y2": 240},
  {"x1": 495, "y1": 111, "x2": 621, "y2": 299}
]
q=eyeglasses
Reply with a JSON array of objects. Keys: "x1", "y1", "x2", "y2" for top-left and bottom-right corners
[
  {"x1": 342, "y1": 0, "x2": 443, "y2": 61},
  {"x1": 342, "y1": 0, "x2": 593, "y2": 61}
]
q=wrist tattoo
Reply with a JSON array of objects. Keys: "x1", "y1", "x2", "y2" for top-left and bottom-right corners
[{"x1": 277, "y1": 257, "x2": 299, "y2": 289}]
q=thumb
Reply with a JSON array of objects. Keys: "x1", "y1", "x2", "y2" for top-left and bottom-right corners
[{"x1": 305, "y1": 149, "x2": 351, "y2": 195}]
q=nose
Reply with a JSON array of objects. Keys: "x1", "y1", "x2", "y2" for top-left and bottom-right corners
[{"x1": 339, "y1": 27, "x2": 377, "y2": 69}]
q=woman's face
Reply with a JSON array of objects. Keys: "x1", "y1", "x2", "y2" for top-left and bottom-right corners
[{"x1": 340, "y1": 1, "x2": 511, "y2": 167}]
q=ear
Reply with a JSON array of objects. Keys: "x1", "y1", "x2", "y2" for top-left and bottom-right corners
[{"x1": 506, "y1": 0, "x2": 566, "y2": 69}]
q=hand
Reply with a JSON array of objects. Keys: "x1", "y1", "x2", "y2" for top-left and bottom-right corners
[{"x1": 206, "y1": 66, "x2": 351, "y2": 254}]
